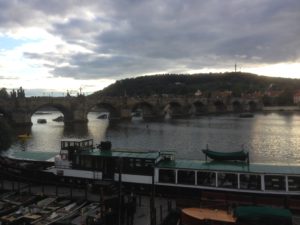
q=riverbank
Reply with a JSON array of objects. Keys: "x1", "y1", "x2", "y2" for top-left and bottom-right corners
[
  {"x1": 263, "y1": 106, "x2": 300, "y2": 111},
  {"x1": 0, "y1": 119, "x2": 12, "y2": 151}
]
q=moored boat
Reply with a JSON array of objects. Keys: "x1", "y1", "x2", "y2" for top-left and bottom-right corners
[
  {"x1": 17, "y1": 134, "x2": 32, "y2": 139},
  {"x1": 20, "y1": 197, "x2": 72, "y2": 225},
  {"x1": 180, "y1": 206, "x2": 293, "y2": 225},
  {"x1": 181, "y1": 207, "x2": 236, "y2": 225},
  {"x1": 234, "y1": 206, "x2": 292, "y2": 225},
  {"x1": 202, "y1": 148, "x2": 249, "y2": 161},
  {"x1": 37, "y1": 119, "x2": 47, "y2": 124},
  {"x1": 1, "y1": 138, "x2": 300, "y2": 210},
  {"x1": 97, "y1": 112, "x2": 109, "y2": 119},
  {"x1": 0, "y1": 192, "x2": 39, "y2": 218},
  {"x1": 52, "y1": 202, "x2": 100, "y2": 225},
  {"x1": 33, "y1": 200, "x2": 87, "y2": 225},
  {"x1": 52, "y1": 116, "x2": 64, "y2": 122}
]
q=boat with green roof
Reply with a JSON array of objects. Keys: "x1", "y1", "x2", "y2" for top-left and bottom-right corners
[
  {"x1": 1, "y1": 138, "x2": 300, "y2": 209},
  {"x1": 44, "y1": 139, "x2": 300, "y2": 196}
]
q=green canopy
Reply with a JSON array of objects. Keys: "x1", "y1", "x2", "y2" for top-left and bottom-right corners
[
  {"x1": 202, "y1": 149, "x2": 249, "y2": 161},
  {"x1": 234, "y1": 206, "x2": 292, "y2": 225}
]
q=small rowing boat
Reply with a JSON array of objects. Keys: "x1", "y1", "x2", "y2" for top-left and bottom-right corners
[
  {"x1": 202, "y1": 148, "x2": 249, "y2": 161},
  {"x1": 18, "y1": 134, "x2": 32, "y2": 139}
]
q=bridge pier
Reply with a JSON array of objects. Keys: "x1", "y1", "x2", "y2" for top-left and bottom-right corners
[
  {"x1": 207, "y1": 104, "x2": 217, "y2": 114},
  {"x1": 120, "y1": 109, "x2": 131, "y2": 120},
  {"x1": 10, "y1": 110, "x2": 32, "y2": 126},
  {"x1": 71, "y1": 109, "x2": 89, "y2": 124}
]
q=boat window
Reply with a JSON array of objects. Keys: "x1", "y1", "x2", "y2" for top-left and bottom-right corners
[
  {"x1": 129, "y1": 158, "x2": 134, "y2": 168},
  {"x1": 288, "y1": 176, "x2": 300, "y2": 192},
  {"x1": 80, "y1": 156, "x2": 93, "y2": 169},
  {"x1": 197, "y1": 171, "x2": 216, "y2": 187},
  {"x1": 122, "y1": 158, "x2": 153, "y2": 175},
  {"x1": 159, "y1": 169, "x2": 176, "y2": 184},
  {"x1": 122, "y1": 158, "x2": 132, "y2": 169},
  {"x1": 144, "y1": 159, "x2": 153, "y2": 168},
  {"x1": 62, "y1": 154, "x2": 68, "y2": 160},
  {"x1": 217, "y1": 173, "x2": 238, "y2": 189},
  {"x1": 178, "y1": 170, "x2": 195, "y2": 185},
  {"x1": 135, "y1": 159, "x2": 142, "y2": 167},
  {"x1": 265, "y1": 175, "x2": 285, "y2": 191},
  {"x1": 240, "y1": 174, "x2": 261, "y2": 190}
]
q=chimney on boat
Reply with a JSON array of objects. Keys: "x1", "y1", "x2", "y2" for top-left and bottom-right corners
[{"x1": 99, "y1": 141, "x2": 112, "y2": 151}]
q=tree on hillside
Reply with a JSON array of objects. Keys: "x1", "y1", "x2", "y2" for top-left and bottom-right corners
[
  {"x1": 91, "y1": 73, "x2": 300, "y2": 101},
  {"x1": 17, "y1": 87, "x2": 25, "y2": 98},
  {"x1": 0, "y1": 88, "x2": 9, "y2": 99}
]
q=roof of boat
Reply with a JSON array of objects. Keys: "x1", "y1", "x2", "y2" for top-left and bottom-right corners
[
  {"x1": 4, "y1": 150, "x2": 300, "y2": 175},
  {"x1": 234, "y1": 206, "x2": 292, "y2": 220},
  {"x1": 4, "y1": 151, "x2": 58, "y2": 162},
  {"x1": 61, "y1": 138, "x2": 93, "y2": 142},
  {"x1": 79, "y1": 149, "x2": 160, "y2": 160},
  {"x1": 157, "y1": 159, "x2": 300, "y2": 175}
]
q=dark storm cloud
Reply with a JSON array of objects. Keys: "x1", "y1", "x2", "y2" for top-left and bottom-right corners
[
  {"x1": 2, "y1": 0, "x2": 299, "y2": 79},
  {"x1": 50, "y1": 52, "x2": 177, "y2": 79}
]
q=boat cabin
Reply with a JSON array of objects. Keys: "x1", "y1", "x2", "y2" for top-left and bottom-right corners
[
  {"x1": 73, "y1": 149, "x2": 160, "y2": 180},
  {"x1": 60, "y1": 139, "x2": 94, "y2": 161},
  {"x1": 51, "y1": 139, "x2": 300, "y2": 197},
  {"x1": 156, "y1": 159, "x2": 300, "y2": 195},
  {"x1": 54, "y1": 139, "x2": 162, "y2": 184}
]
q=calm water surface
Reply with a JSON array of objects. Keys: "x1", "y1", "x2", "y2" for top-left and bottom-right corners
[{"x1": 6, "y1": 112, "x2": 300, "y2": 164}]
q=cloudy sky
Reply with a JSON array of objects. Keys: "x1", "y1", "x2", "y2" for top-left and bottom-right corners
[{"x1": 0, "y1": 0, "x2": 300, "y2": 96}]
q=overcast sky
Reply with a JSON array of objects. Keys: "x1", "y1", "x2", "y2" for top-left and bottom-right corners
[{"x1": 0, "y1": 0, "x2": 300, "y2": 96}]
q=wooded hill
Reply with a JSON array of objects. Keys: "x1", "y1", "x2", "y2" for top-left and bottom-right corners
[{"x1": 93, "y1": 73, "x2": 300, "y2": 102}]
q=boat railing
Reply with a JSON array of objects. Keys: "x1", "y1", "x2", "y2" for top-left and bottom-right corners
[
  {"x1": 55, "y1": 164, "x2": 72, "y2": 169},
  {"x1": 159, "y1": 151, "x2": 176, "y2": 161},
  {"x1": 54, "y1": 158, "x2": 72, "y2": 169}
]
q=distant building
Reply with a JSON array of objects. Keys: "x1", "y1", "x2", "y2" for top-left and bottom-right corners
[
  {"x1": 212, "y1": 91, "x2": 232, "y2": 98},
  {"x1": 265, "y1": 83, "x2": 283, "y2": 97},
  {"x1": 265, "y1": 90, "x2": 283, "y2": 98},
  {"x1": 194, "y1": 89, "x2": 202, "y2": 96},
  {"x1": 242, "y1": 91, "x2": 263, "y2": 98}
]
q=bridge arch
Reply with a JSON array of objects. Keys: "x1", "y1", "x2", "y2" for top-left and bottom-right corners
[
  {"x1": 248, "y1": 101, "x2": 257, "y2": 112},
  {"x1": 232, "y1": 100, "x2": 243, "y2": 113},
  {"x1": 88, "y1": 102, "x2": 120, "y2": 120},
  {"x1": 214, "y1": 100, "x2": 226, "y2": 113},
  {"x1": 192, "y1": 101, "x2": 207, "y2": 115},
  {"x1": 31, "y1": 103, "x2": 73, "y2": 123},
  {"x1": 164, "y1": 101, "x2": 183, "y2": 118},
  {"x1": 131, "y1": 102, "x2": 155, "y2": 119}
]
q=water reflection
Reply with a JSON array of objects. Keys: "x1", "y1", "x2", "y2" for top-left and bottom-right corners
[{"x1": 5, "y1": 111, "x2": 300, "y2": 164}]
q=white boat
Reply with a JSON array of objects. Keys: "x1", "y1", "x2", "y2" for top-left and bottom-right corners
[
  {"x1": 37, "y1": 119, "x2": 47, "y2": 124},
  {"x1": 1, "y1": 138, "x2": 300, "y2": 210}
]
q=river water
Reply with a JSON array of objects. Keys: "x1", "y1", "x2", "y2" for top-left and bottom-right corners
[{"x1": 5, "y1": 111, "x2": 300, "y2": 164}]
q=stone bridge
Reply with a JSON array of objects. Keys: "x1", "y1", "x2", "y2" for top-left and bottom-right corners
[{"x1": 0, "y1": 95, "x2": 263, "y2": 126}]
